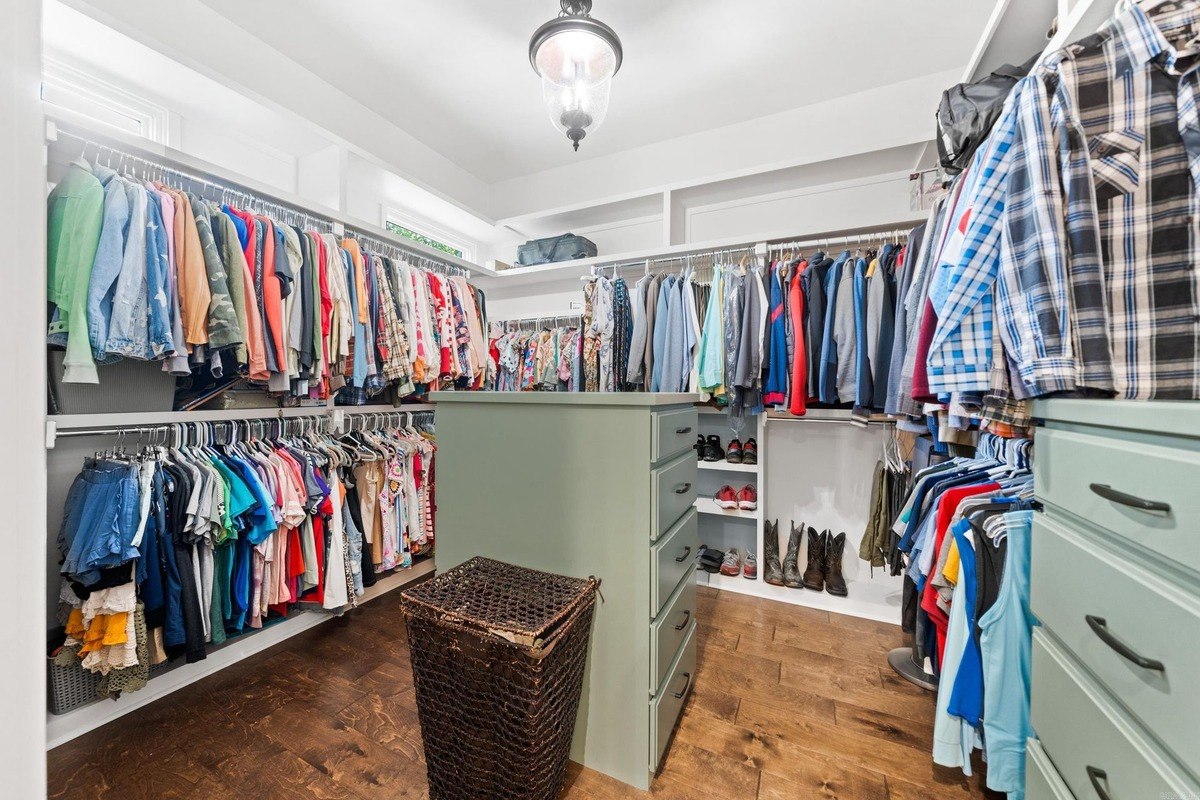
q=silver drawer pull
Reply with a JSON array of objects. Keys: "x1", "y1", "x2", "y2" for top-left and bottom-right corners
[
  {"x1": 1089, "y1": 483, "x2": 1171, "y2": 513},
  {"x1": 675, "y1": 426, "x2": 692, "y2": 435},
  {"x1": 673, "y1": 610, "x2": 691, "y2": 631},
  {"x1": 1086, "y1": 615, "x2": 1165, "y2": 672},
  {"x1": 673, "y1": 483, "x2": 692, "y2": 494},
  {"x1": 1086, "y1": 766, "x2": 1113, "y2": 800},
  {"x1": 672, "y1": 671, "x2": 692, "y2": 699}
]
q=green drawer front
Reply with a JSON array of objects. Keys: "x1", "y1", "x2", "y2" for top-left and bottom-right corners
[
  {"x1": 1035, "y1": 427, "x2": 1200, "y2": 576},
  {"x1": 1031, "y1": 514, "x2": 1200, "y2": 772},
  {"x1": 652, "y1": 407, "x2": 699, "y2": 465},
  {"x1": 652, "y1": 453, "x2": 698, "y2": 541},
  {"x1": 650, "y1": 573, "x2": 697, "y2": 692},
  {"x1": 1032, "y1": 629, "x2": 1199, "y2": 798},
  {"x1": 1025, "y1": 739, "x2": 1076, "y2": 800},
  {"x1": 650, "y1": 621, "x2": 696, "y2": 772},
  {"x1": 651, "y1": 509, "x2": 698, "y2": 616}
]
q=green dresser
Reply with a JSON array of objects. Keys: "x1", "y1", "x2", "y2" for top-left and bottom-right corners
[
  {"x1": 430, "y1": 392, "x2": 700, "y2": 790},
  {"x1": 1028, "y1": 400, "x2": 1200, "y2": 799}
]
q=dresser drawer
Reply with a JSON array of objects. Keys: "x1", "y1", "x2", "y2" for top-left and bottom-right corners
[
  {"x1": 1026, "y1": 739, "x2": 1076, "y2": 800},
  {"x1": 652, "y1": 407, "x2": 698, "y2": 464},
  {"x1": 1035, "y1": 427, "x2": 1200, "y2": 576},
  {"x1": 651, "y1": 509, "x2": 698, "y2": 616},
  {"x1": 651, "y1": 452, "x2": 698, "y2": 540},
  {"x1": 650, "y1": 620, "x2": 696, "y2": 771},
  {"x1": 651, "y1": 573, "x2": 697, "y2": 691},
  {"x1": 1030, "y1": 514, "x2": 1200, "y2": 770},
  {"x1": 1032, "y1": 629, "x2": 1200, "y2": 799}
]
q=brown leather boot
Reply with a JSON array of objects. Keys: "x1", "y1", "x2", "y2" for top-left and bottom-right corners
[
  {"x1": 801, "y1": 527, "x2": 826, "y2": 591},
  {"x1": 782, "y1": 521, "x2": 803, "y2": 588},
  {"x1": 825, "y1": 531, "x2": 848, "y2": 596}
]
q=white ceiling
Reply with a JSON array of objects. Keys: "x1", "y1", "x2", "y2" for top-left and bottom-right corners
[{"x1": 194, "y1": 0, "x2": 997, "y2": 183}]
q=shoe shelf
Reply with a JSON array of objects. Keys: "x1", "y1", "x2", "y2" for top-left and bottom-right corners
[
  {"x1": 697, "y1": 460, "x2": 758, "y2": 474},
  {"x1": 694, "y1": 497, "x2": 758, "y2": 520}
]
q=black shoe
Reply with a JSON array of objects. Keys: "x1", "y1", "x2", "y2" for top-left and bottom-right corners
[
  {"x1": 697, "y1": 544, "x2": 723, "y2": 574},
  {"x1": 702, "y1": 435, "x2": 725, "y2": 462},
  {"x1": 694, "y1": 435, "x2": 705, "y2": 461}
]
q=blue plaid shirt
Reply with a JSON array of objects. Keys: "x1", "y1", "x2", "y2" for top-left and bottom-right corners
[
  {"x1": 931, "y1": 3, "x2": 1200, "y2": 399},
  {"x1": 926, "y1": 78, "x2": 1031, "y2": 394}
]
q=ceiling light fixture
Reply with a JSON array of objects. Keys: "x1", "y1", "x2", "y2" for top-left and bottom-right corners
[{"x1": 529, "y1": 0, "x2": 623, "y2": 152}]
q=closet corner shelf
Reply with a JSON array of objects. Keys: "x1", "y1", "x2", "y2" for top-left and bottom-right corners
[
  {"x1": 694, "y1": 497, "x2": 758, "y2": 519},
  {"x1": 697, "y1": 461, "x2": 758, "y2": 474}
]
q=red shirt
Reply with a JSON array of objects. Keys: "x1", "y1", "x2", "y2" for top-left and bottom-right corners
[{"x1": 921, "y1": 481, "x2": 999, "y2": 665}]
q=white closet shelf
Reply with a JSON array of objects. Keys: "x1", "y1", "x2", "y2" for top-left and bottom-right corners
[
  {"x1": 698, "y1": 461, "x2": 758, "y2": 474},
  {"x1": 46, "y1": 557, "x2": 435, "y2": 749},
  {"x1": 694, "y1": 497, "x2": 758, "y2": 519}
]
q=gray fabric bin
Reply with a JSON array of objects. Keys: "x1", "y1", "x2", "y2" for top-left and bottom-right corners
[{"x1": 48, "y1": 350, "x2": 176, "y2": 414}]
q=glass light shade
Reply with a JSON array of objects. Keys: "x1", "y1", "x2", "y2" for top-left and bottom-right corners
[
  {"x1": 541, "y1": 74, "x2": 611, "y2": 149},
  {"x1": 533, "y1": 29, "x2": 618, "y2": 88},
  {"x1": 529, "y1": 9, "x2": 622, "y2": 151}
]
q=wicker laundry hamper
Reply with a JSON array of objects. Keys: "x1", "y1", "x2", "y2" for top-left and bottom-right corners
[{"x1": 400, "y1": 557, "x2": 599, "y2": 800}]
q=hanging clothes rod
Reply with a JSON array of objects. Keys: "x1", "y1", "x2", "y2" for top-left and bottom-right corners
[
  {"x1": 52, "y1": 128, "x2": 336, "y2": 233},
  {"x1": 51, "y1": 123, "x2": 476, "y2": 278},
  {"x1": 583, "y1": 245, "x2": 759, "y2": 279},
  {"x1": 341, "y1": 227, "x2": 471, "y2": 278},
  {"x1": 765, "y1": 228, "x2": 913, "y2": 253}
]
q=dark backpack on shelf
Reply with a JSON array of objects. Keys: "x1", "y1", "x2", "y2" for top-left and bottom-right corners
[
  {"x1": 935, "y1": 53, "x2": 1038, "y2": 174},
  {"x1": 516, "y1": 233, "x2": 598, "y2": 266}
]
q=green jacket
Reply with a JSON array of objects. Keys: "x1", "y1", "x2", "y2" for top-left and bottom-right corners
[{"x1": 48, "y1": 161, "x2": 104, "y2": 384}]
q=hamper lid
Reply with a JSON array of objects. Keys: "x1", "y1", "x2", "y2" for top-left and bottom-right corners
[{"x1": 400, "y1": 557, "x2": 598, "y2": 649}]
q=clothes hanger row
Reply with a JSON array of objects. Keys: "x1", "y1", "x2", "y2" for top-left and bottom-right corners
[
  {"x1": 494, "y1": 314, "x2": 582, "y2": 333},
  {"x1": 57, "y1": 127, "x2": 472, "y2": 278},
  {"x1": 580, "y1": 246, "x2": 758, "y2": 282},
  {"x1": 765, "y1": 228, "x2": 911, "y2": 261}
]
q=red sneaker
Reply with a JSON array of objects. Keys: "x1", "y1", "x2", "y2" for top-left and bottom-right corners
[
  {"x1": 737, "y1": 485, "x2": 758, "y2": 511},
  {"x1": 714, "y1": 485, "x2": 739, "y2": 509},
  {"x1": 719, "y1": 549, "x2": 742, "y2": 576}
]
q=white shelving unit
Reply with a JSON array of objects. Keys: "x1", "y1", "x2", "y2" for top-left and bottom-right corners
[
  {"x1": 692, "y1": 405, "x2": 903, "y2": 623},
  {"x1": 693, "y1": 408, "x2": 766, "y2": 588}
]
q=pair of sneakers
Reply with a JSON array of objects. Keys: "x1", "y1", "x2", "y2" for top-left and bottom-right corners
[
  {"x1": 726, "y1": 437, "x2": 758, "y2": 465},
  {"x1": 715, "y1": 484, "x2": 757, "y2": 510},
  {"x1": 695, "y1": 434, "x2": 725, "y2": 462},
  {"x1": 719, "y1": 548, "x2": 757, "y2": 579}
]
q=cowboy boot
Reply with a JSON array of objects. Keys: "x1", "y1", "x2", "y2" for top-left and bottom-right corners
[
  {"x1": 802, "y1": 527, "x2": 827, "y2": 591},
  {"x1": 782, "y1": 521, "x2": 803, "y2": 588},
  {"x1": 825, "y1": 531, "x2": 849, "y2": 596},
  {"x1": 763, "y1": 519, "x2": 784, "y2": 586}
]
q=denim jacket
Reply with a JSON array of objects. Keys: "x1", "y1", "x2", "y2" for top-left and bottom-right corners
[{"x1": 85, "y1": 166, "x2": 130, "y2": 364}]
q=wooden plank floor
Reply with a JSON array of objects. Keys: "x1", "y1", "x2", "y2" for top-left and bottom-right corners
[{"x1": 48, "y1": 586, "x2": 1002, "y2": 799}]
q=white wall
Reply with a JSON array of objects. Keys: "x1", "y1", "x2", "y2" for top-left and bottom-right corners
[
  {"x1": 765, "y1": 422, "x2": 904, "y2": 623},
  {"x1": 489, "y1": 69, "x2": 957, "y2": 221},
  {"x1": 686, "y1": 172, "x2": 921, "y2": 244},
  {"x1": 2, "y1": 0, "x2": 48, "y2": 795}
]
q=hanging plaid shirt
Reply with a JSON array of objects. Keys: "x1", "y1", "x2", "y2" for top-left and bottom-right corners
[{"x1": 935, "y1": 3, "x2": 1200, "y2": 400}]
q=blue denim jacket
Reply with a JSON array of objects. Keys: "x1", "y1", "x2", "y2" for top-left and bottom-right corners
[
  {"x1": 104, "y1": 183, "x2": 149, "y2": 359},
  {"x1": 86, "y1": 167, "x2": 130, "y2": 363}
]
